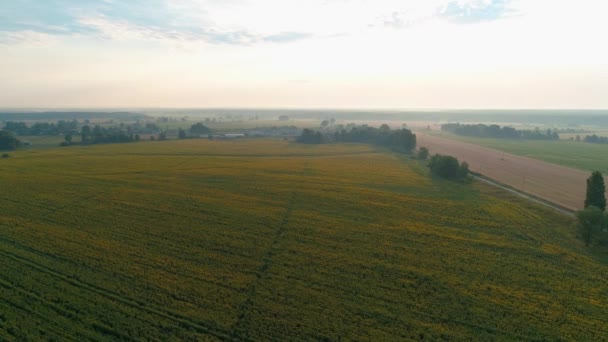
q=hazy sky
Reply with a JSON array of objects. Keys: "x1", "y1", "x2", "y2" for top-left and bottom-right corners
[{"x1": 1, "y1": 0, "x2": 607, "y2": 109}]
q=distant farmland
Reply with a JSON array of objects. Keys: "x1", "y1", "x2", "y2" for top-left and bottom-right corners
[
  {"x1": 417, "y1": 133, "x2": 607, "y2": 211},
  {"x1": 0, "y1": 139, "x2": 607, "y2": 340},
  {"x1": 425, "y1": 131, "x2": 608, "y2": 174}
]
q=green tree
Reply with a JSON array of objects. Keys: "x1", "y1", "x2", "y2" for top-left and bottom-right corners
[
  {"x1": 178, "y1": 128, "x2": 187, "y2": 139},
  {"x1": 64, "y1": 134, "x2": 73, "y2": 144},
  {"x1": 81, "y1": 125, "x2": 91, "y2": 143},
  {"x1": 190, "y1": 123, "x2": 211, "y2": 135},
  {"x1": 417, "y1": 147, "x2": 429, "y2": 160},
  {"x1": 297, "y1": 129, "x2": 324, "y2": 144},
  {"x1": 585, "y1": 171, "x2": 606, "y2": 211},
  {"x1": 459, "y1": 161, "x2": 470, "y2": 179},
  {"x1": 0, "y1": 130, "x2": 19, "y2": 150},
  {"x1": 429, "y1": 154, "x2": 460, "y2": 180},
  {"x1": 576, "y1": 206, "x2": 605, "y2": 246}
]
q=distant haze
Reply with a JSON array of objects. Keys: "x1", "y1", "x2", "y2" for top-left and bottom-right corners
[{"x1": 1, "y1": 0, "x2": 607, "y2": 108}]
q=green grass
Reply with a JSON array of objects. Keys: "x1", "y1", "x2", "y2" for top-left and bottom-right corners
[
  {"x1": 17, "y1": 135, "x2": 71, "y2": 149},
  {"x1": 426, "y1": 131, "x2": 608, "y2": 173},
  {"x1": 0, "y1": 139, "x2": 607, "y2": 340}
]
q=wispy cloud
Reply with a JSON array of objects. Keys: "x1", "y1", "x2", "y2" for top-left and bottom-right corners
[
  {"x1": 439, "y1": 0, "x2": 515, "y2": 24},
  {"x1": 0, "y1": 30, "x2": 57, "y2": 45},
  {"x1": 262, "y1": 32, "x2": 312, "y2": 43},
  {"x1": 369, "y1": 0, "x2": 513, "y2": 31},
  {"x1": 0, "y1": 0, "x2": 312, "y2": 45},
  {"x1": 77, "y1": 16, "x2": 312, "y2": 45},
  {"x1": 375, "y1": 10, "x2": 435, "y2": 29},
  {"x1": 0, "y1": 0, "x2": 520, "y2": 46}
]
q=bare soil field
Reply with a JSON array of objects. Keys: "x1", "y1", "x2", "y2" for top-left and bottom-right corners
[{"x1": 417, "y1": 133, "x2": 607, "y2": 211}]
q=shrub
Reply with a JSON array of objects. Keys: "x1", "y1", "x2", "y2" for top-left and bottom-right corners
[
  {"x1": 417, "y1": 147, "x2": 429, "y2": 160},
  {"x1": 428, "y1": 154, "x2": 469, "y2": 181}
]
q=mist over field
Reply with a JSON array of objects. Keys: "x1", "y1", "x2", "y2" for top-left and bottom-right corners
[{"x1": 2, "y1": 0, "x2": 608, "y2": 340}]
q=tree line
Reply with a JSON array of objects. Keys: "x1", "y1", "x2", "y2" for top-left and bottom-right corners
[
  {"x1": 441, "y1": 123, "x2": 560, "y2": 140},
  {"x1": 0, "y1": 120, "x2": 214, "y2": 149},
  {"x1": 79, "y1": 125, "x2": 140, "y2": 145},
  {"x1": 297, "y1": 125, "x2": 417, "y2": 152},
  {"x1": 3, "y1": 120, "x2": 79, "y2": 136},
  {"x1": 583, "y1": 134, "x2": 608, "y2": 144}
]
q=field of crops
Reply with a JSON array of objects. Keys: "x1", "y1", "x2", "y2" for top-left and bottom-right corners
[
  {"x1": 426, "y1": 131, "x2": 608, "y2": 174},
  {"x1": 416, "y1": 133, "x2": 605, "y2": 211},
  {"x1": 1, "y1": 138, "x2": 607, "y2": 340}
]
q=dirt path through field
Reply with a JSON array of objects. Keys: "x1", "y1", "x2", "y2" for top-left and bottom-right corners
[{"x1": 417, "y1": 133, "x2": 607, "y2": 211}]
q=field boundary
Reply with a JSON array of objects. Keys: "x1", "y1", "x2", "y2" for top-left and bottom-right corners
[
  {"x1": 471, "y1": 172, "x2": 575, "y2": 217},
  {"x1": 416, "y1": 133, "x2": 591, "y2": 211}
]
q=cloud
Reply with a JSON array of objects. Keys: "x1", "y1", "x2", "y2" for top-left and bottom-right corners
[
  {"x1": 0, "y1": 0, "x2": 519, "y2": 46},
  {"x1": 262, "y1": 32, "x2": 312, "y2": 43},
  {"x1": 376, "y1": 10, "x2": 437, "y2": 29},
  {"x1": 0, "y1": 0, "x2": 312, "y2": 46},
  {"x1": 75, "y1": 16, "x2": 311, "y2": 46},
  {"x1": 439, "y1": 0, "x2": 515, "y2": 24},
  {"x1": 0, "y1": 30, "x2": 56, "y2": 45}
]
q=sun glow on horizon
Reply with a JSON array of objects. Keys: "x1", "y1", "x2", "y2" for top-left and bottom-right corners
[{"x1": 1, "y1": 0, "x2": 607, "y2": 108}]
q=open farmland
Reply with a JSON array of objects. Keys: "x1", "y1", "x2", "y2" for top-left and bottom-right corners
[
  {"x1": 425, "y1": 131, "x2": 608, "y2": 174},
  {"x1": 417, "y1": 133, "x2": 608, "y2": 211},
  {"x1": 1, "y1": 139, "x2": 607, "y2": 340}
]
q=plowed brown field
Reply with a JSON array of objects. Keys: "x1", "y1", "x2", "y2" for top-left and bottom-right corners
[{"x1": 417, "y1": 133, "x2": 607, "y2": 211}]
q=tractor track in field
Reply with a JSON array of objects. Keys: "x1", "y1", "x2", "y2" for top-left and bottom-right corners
[
  {"x1": 228, "y1": 163, "x2": 309, "y2": 340},
  {"x1": 0, "y1": 275, "x2": 123, "y2": 341},
  {"x1": 0, "y1": 189, "x2": 111, "y2": 217},
  {"x1": 0, "y1": 248, "x2": 237, "y2": 341},
  {"x1": 0, "y1": 233, "x2": 245, "y2": 296}
]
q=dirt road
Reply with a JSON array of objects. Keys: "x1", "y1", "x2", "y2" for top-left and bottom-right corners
[{"x1": 417, "y1": 133, "x2": 606, "y2": 211}]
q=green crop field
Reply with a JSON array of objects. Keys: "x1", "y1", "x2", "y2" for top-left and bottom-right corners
[
  {"x1": 426, "y1": 131, "x2": 608, "y2": 174},
  {"x1": 1, "y1": 138, "x2": 607, "y2": 340}
]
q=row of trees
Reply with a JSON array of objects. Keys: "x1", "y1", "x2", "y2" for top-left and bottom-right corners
[
  {"x1": 578, "y1": 171, "x2": 607, "y2": 246},
  {"x1": 297, "y1": 129, "x2": 325, "y2": 144},
  {"x1": 583, "y1": 134, "x2": 608, "y2": 144},
  {"x1": 2, "y1": 120, "x2": 166, "y2": 137},
  {"x1": 79, "y1": 125, "x2": 140, "y2": 145},
  {"x1": 2, "y1": 121, "x2": 214, "y2": 149},
  {"x1": 441, "y1": 123, "x2": 560, "y2": 140},
  {"x1": 297, "y1": 125, "x2": 417, "y2": 152},
  {"x1": 3, "y1": 120, "x2": 79, "y2": 136}
]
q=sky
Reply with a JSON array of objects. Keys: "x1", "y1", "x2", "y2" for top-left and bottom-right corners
[{"x1": 1, "y1": 0, "x2": 607, "y2": 109}]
